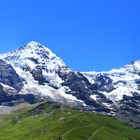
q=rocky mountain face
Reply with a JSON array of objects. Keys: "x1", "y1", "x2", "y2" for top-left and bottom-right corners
[
  {"x1": 0, "y1": 41, "x2": 140, "y2": 127},
  {"x1": 0, "y1": 59, "x2": 23, "y2": 91},
  {"x1": 83, "y1": 61, "x2": 140, "y2": 127},
  {"x1": 0, "y1": 41, "x2": 112, "y2": 111},
  {"x1": 0, "y1": 59, "x2": 39, "y2": 106}
]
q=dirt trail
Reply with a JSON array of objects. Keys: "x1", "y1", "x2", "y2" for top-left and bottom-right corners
[{"x1": 87, "y1": 127, "x2": 104, "y2": 140}]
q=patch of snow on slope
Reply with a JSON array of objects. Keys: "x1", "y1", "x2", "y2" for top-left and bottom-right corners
[
  {"x1": 0, "y1": 83, "x2": 17, "y2": 95},
  {"x1": 102, "y1": 86, "x2": 140, "y2": 101},
  {"x1": 90, "y1": 94, "x2": 97, "y2": 101}
]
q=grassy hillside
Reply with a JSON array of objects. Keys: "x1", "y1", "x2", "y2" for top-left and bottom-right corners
[{"x1": 0, "y1": 102, "x2": 139, "y2": 140}]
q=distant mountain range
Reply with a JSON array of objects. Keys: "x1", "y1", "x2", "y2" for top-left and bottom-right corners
[{"x1": 0, "y1": 41, "x2": 140, "y2": 127}]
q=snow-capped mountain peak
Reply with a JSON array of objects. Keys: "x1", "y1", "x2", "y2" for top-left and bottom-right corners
[
  {"x1": 0, "y1": 41, "x2": 66, "y2": 70},
  {"x1": 0, "y1": 41, "x2": 69, "y2": 97},
  {"x1": 21, "y1": 41, "x2": 56, "y2": 59},
  {"x1": 1, "y1": 41, "x2": 57, "y2": 60},
  {"x1": 26, "y1": 40, "x2": 43, "y2": 47},
  {"x1": 83, "y1": 60, "x2": 140, "y2": 102},
  {"x1": 124, "y1": 60, "x2": 140, "y2": 74},
  {"x1": 0, "y1": 41, "x2": 86, "y2": 107}
]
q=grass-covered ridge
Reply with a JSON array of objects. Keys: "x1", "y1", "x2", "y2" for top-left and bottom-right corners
[{"x1": 0, "y1": 102, "x2": 139, "y2": 140}]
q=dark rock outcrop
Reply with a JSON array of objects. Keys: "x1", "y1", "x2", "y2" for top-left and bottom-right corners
[
  {"x1": 93, "y1": 74, "x2": 115, "y2": 92},
  {"x1": 31, "y1": 67, "x2": 47, "y2": 85},
  {"x1": 116, "y1": 92, "x2": 140, "y2": 128},
  {"x1": 0, "y1": 59, "x2": 23, "y2": 91},
  {"x1": 58, "y1": 70, "x2": 113, "y2": 113}
]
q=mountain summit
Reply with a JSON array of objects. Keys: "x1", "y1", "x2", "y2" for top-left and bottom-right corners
[
  {"x1": 1, "y1": 41, "x2": 66, "y2": 69},
  {"x1": 0, "y1": 41, "x2": 76, "y2": 104},
  {"x1": 0, "y1": 41, "x2": 140, "y2": 127}
]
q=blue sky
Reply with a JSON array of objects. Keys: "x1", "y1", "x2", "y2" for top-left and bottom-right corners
[{"x1": 0, "y1": 0, "x2": 140, "y2": 71}]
